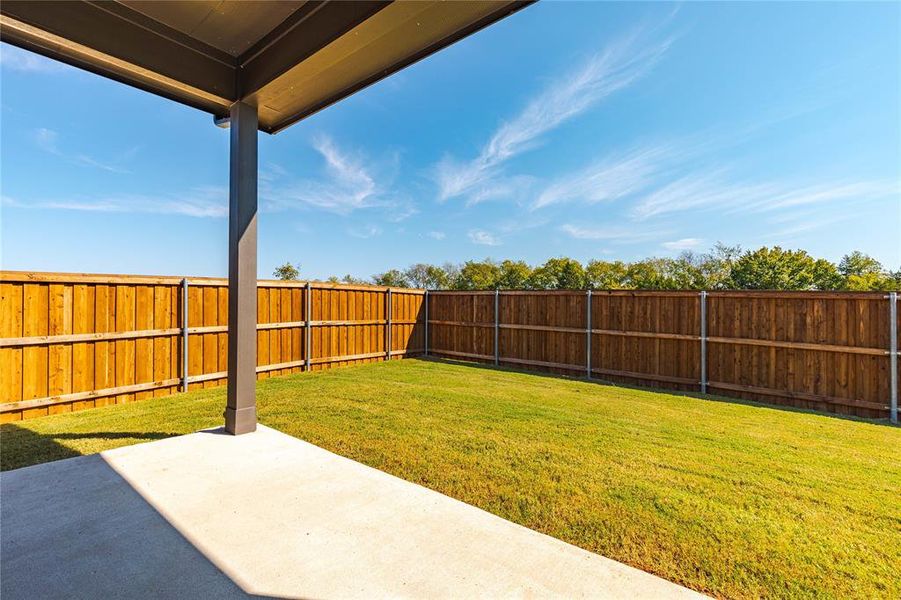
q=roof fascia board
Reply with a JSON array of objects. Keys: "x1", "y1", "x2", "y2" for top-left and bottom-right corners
[{"x1": 0, "y1": 0, "x2": 236, "y2": 100}]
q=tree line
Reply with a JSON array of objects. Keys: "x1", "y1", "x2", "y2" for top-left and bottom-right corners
[{"x1": 273, "y1": 244, "x2": 900, "y2": 291}]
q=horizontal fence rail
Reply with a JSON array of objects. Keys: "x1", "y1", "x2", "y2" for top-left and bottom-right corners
[
  {"x1": 0, "y1": 271, "x2": 425, "y2": 421},
  {"x1": 426, "y1": 289, "x2": 899, "y2": 421},
  {"x1": 1, "y1": 272, "x2": 897, "y2": 423}
]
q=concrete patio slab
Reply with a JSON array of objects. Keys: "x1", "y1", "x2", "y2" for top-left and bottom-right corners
[{"x1": 1, "y1": 425, "x2": 705, "y2": 599}]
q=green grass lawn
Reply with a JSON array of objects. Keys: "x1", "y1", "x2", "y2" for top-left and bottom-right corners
[{"x1": 2, "y1": 358, "x2": 899, "y2": 599}]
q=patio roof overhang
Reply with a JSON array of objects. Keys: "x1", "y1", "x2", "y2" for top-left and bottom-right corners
[
  {"x1": 0, "y1": 0, "x2": 531, "y2": 434},
  {"x1": 0, "y1": 0, "x2": 531, "y2": 133}
]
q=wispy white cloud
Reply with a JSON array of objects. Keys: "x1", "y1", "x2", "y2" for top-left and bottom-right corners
[
  {"x1": 0, "y1": 44, "x2": 65, "y2": 73},
  {"x1": 262, "y1": 135, "x2": 416, "y2": 222},
  {"x1": 435, "y1": 25, "x2": 673, "y2": 204},
  {"x1": 762, "y1": 207, "x2": 866, "y2": 240},
  {"x1": 631, "y1": 173, "x2": 899, "y2": 220},
  {"x1": 347, "y1": 224, "x2": 382, "y2": 239},
  {"x1": 260, "y1": 162, "x2": 289, "y2": 183},
  {"x1": 34, "y1": 128, "x2": 59, "y2": 153},
  {"x1": 662, "y1": 238, "x2": 703, "y2": 250},
  {"x1": 533, "y1": 144, "x2": 672, "y2": 209},
  {"x1": 427, "y1": 231, "x2": 446, "y2": 240},
  {"x1": 33, "y1": 127, "x2": 132, "y2": 173},
  {"x1": 528, "y1": 67, "x2": 866, "y2": 215},
  {"x1": 737, "y1": 180, "x2": 901, "y2": 214},
  {"x1": 464, "y1": 176, "x2": 535, "y2": 207},
  {"x1": 290, "y1": 135, "x2": 376, "y2": 212},
  {"x1": 468, "y1": 230, "x2": 501, "y2": 246},
  {"x1": 72, "y1": 154, "x2": 132, "y2": 173},
  {"x1": 559, "y1": 224, "x2": 669, "y2": 244},
  {"x1": 4, "y1": 186, "x2": 227, "y2": 217},
  {"x1": 384, "y1": 201, "x2": 419, "y2": 222},
  {"x1": 496, "y1": 214, "x2": 549, "y2": 235}
]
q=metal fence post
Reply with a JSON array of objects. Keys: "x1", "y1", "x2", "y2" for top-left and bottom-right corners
[
  {"x1": 494, "y1": 289, "x2": 500, "y2": 365},
  {"x1": 890, "y1": 291, "x2": 898, "y2": 424},
  {"x1": 586, "y1": 289, "x2": 592, "y2": 378},
  {"x1": 305, "y1": 282, "x2": 311, "y2": 371},
  {"x1": 424, "y1": 290, "x2": 429, "y2": 356},
  {"x1": 181, "y1": 278, "x2": 189, "y2": 392},
  {"x1": 386, "y1": 288, "x2": 392, "y2": 361},
  {"x1": 699, "y1": 290, "x2": 708, "y2": 394}
]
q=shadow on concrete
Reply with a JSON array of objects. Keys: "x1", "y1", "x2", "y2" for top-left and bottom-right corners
[
  {"x1": 0, "y1": 425, "x2": 180, "y2": 471},
  {"x1": 0, "y1": 451, "x2": 278, "y2": 599},
  {"x1": 2, "y1": 424, "x2": 702, "y2": 599}
]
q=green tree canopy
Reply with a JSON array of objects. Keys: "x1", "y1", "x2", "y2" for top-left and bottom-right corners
[
  {"x1": 812, "y1": 259, "x2": 843, "y2": 290},
  {"x1": 730, "y1": 247, "x2": 821, "y2": 290},
  {"x1": 496, "y1": 260, "x2": 533, "y2": 289},
  {"x1": 839, "y1": 251, "x2": 883, "y2": 277},
  {"x1": 372, "y1": 269, "x2": 410, "y2": 287},
  {"x1": 284, "y1": 243, "x2": 897, "y2": 292},
  {"x1": 404, "y1": 263, "x2": 450, "y2": 289},
  {"x1": 697, "y1": 243, "x2": 742, "y2": 289},
  {"x1": 273, "y1": 262, "x2": 300, "y2": 281},
  {"x1": 328, "y1": 274, "x2": 367, "y2": 285},
  {"x1": 837, "y1": 251, "x2": 896, "y2": 290},
  {"x1": 454, "y1": 260, "x2": 502, "y2": 290},
  {"x1": 585, "y1": 260, "x2": 628, "y2": 289},
  {"x1": 528, "y1": 257, "x2": 586, "y2": 289},
  {"x1": 625, "y1": 259, "x2": 670, "y2": 289}
]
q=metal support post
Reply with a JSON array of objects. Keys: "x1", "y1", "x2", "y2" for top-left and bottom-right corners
[
  {"x1": 181, "y1": 278, "x2": 189, "y2": 392},
  {"x1": 386, "y1": 288, "x2": 392, "y2": 361},
  {"x1": 700, "y1": 290, "x2": 708, "y2": 394},
  {"x1": 586, "y1": 289, "x2": 592, "y2": 378},
  {"x1": 305, "y1": 281, "x2": 312, "y2": 370},
  {"x1": 890, "y1": 291, "x2": 898, "y2": 424},
  {"x1": 224, "y1": 101, "x2": 258, "y2": 435}
]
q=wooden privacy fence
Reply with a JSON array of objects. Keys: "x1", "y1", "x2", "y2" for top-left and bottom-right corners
[
  {"x1": 1, "y1": 272, "x2": 898, "y2": 423},
  {"x1": 426, "y1": 290, "x2": 899, "y2": 421},
  {"x1": 0, "y1": 272, "x2": 425, "y2": 422}
]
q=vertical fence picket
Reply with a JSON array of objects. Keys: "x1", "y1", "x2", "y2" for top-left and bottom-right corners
[
  {"x1": 586, "y1": 289, "x2": 592, "y2": 378},
  {"x1": 304, "y1": 282, "x2": 311, "y2": 371},
  {"x1": 386, "y1": 288, "x2": 392, "y2": 361},
  {"x1": 699, "y1": 290, "x2": 707, "y2": 394},
  {"x1": 181, "y1": 278, "x2": 189, "y2": 392},
  {"x1": 494, "y1": 290, "x2": 500, "y2": 366}
]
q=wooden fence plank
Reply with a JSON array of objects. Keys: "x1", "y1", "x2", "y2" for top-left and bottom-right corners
[
  {"x1": 22, "y1": 284, "x2": 49, "y2": 409},
  {"x1": 1, "y1": 273, "x2": 893, "y2": 421},
  {"x1": 0, "y1": 283, "x2": 23, "y2": 404},
  {"x1": 134, "y1": 285, "x2": 154, "y2": 400},
  {"x1": 114, "y1": 285, "x2": 135, "y2": 404}
]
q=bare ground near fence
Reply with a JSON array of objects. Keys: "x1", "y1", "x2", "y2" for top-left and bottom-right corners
[{"x1": 1, "y1": 271, "x2": 897, "y2": 421}]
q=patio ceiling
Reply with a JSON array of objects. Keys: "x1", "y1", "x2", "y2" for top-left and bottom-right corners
[{"x1": 0, "y1": 0, "x2": 531, "y2": 133}]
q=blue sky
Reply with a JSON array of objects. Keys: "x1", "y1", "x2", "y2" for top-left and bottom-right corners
[{"x1": 1, "y1": 1, "x2": 899, "y2": 279}]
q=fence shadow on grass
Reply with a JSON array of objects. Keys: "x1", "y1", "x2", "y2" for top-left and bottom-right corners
[
  {"x1": 0, "y1": 424, "x2": 180, "y2": 471},
  {"x1": 412, "y1": 356, "x2": 895, "y2": 428}
]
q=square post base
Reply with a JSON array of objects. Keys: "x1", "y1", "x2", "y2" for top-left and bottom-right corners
[{"x1": 224, "y1": 406, "x2": 257, "y2": 435}]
